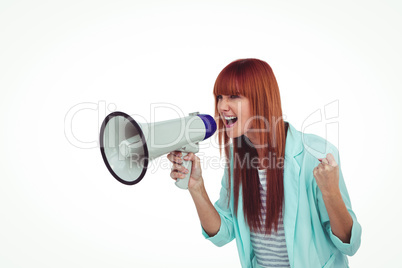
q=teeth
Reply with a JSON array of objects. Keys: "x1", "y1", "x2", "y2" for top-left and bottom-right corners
[{"x1": 224, "y1": 116, "x2": 237, "y2": 120}]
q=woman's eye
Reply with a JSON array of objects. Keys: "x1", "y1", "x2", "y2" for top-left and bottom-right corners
[
  {"x1": 216, "y1": 95, "x2": 223, "y2": 100},
  {"x1": 230, "y1": 95, "x2": 240, "y2": 99}
]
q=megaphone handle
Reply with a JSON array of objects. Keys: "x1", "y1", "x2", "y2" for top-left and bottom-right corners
[{"x1": 175, "y1": 152, "x2": 192, "y2": 190}]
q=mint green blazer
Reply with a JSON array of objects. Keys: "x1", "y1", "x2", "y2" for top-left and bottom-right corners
[{"x1": 202, "y1": 122, "x2": 362, "y2": 267}]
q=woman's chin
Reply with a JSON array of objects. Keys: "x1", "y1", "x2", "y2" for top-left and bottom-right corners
[{"x1": 225, "y1": 128, "x2": 242, "y2": 139}]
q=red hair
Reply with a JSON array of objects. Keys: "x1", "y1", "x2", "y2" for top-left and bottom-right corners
[{"x1": 213, "y1": 58, "x2": 288, "y2": 234}]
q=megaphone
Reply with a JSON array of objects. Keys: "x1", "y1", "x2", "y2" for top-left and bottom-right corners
[{"x1": 99, "y1": 111, "x2": 217, "y2": 189}]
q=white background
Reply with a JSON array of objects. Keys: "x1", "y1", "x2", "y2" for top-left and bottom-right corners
[{"x1": 1, "y1": 0, "x2": 401, "y2": 267}]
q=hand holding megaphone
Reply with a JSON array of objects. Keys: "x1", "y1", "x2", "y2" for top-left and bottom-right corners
[
  {"x1": 100, "y1": 111, "x2": 216, "y2": 189},
  {"x1": 167, "y1": 151, "x2": 203, "y2": 191}
]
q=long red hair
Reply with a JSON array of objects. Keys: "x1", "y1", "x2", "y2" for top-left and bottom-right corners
[{"x1": 213, "y1": 58, "x2": 288, "y2": 234}]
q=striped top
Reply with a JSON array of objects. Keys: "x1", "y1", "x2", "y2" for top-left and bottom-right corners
[{"x1": 250, "y1": 169, "x2": 290, "y2": 268}]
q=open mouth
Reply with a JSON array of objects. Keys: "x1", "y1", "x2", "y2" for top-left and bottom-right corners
[{"x1": 224, "y1": 116, "x2": 238, "y2": 127}]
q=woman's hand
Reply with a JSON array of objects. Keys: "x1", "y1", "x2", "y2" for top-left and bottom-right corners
[
  {"x1": 167, "y1": 151, "x2": 204, "y2": 191},
  {"x1": 313, "y1": 153, "x2": 353, "y2": 243},
  {"x1": 167, "y1": 151, "x2": 220, "y2": 237},
  {"x1": 313, "y1": 153, "x2": 340, "y2": 197}
]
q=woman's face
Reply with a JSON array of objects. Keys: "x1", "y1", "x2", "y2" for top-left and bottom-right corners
[{"x1": 217, "y1": 94, "x2": 254, "y2": 139}]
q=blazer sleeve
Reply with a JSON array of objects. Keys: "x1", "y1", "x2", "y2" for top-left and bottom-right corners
[
  {"x1": 201, "y1": 166, "x2": 236, "y2": 247},
  {"x1": 316, "y1": 144, "x2": 362, "y2": 256}
]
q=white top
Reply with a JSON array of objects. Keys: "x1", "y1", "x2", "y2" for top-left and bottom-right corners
[{"x1": 250, "y1": 169, "x2": 290, "y2": 268}]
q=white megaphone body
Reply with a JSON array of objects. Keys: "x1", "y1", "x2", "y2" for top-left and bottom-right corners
[{"x1": 99, "y1": 111, "x2": 217, "y2": 189}]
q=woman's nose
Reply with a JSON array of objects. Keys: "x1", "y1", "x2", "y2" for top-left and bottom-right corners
[{"x1": 219, "y1": 98, "x2": 230, "y2": 112}]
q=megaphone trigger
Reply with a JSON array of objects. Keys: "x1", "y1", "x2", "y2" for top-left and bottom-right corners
[{"x1": 175, "y1": 152, "x2": 193, "y2": 190}]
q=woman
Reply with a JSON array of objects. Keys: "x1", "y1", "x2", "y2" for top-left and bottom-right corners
[{"x1": 167, "y1": 59, "x2": 361, "y2": 267}]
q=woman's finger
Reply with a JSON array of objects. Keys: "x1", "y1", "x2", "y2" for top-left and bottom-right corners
[
  {"x1": 167, "y1": 152, "x2": 183, "y2": 164},
  {"x1": 172, "y1": 163, "x2": 189, "y2": 173},
  {"x1": 170, "y1": 171, "x2": 186, "y2": 180},
  {"x1": 326, "y1": 153, "x2": 338, "y2": 167},
  {"x1": 183, "y1": 152, "x2": 201, "y2": 168},
  {"x1": 171, "y1": 151, "x2": 182, "y2": 157}
]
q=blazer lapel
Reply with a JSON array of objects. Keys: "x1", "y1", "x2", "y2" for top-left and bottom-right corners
[{"x1": 283, "y1": 123, "x2": 303, "y2": 268}]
